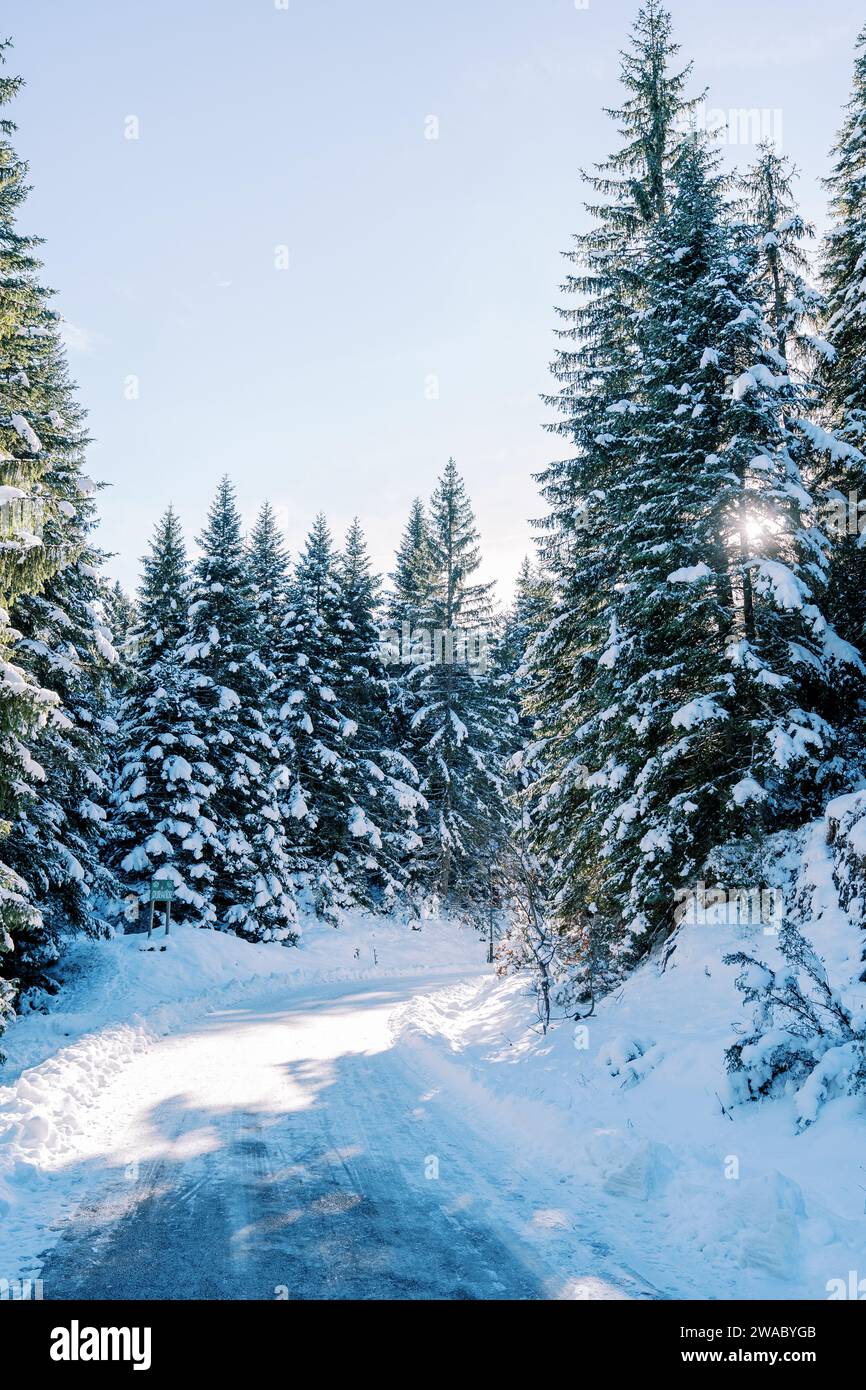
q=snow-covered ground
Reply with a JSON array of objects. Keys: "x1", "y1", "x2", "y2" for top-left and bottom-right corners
[
  {"x1": 392, "y1": 942, "x2": 864, "y2": 1300},
  {"x1": 0, "y1": 867, "x2": 863, "y2": 1299},
  {"x1": 0, "y1": 915, "x2": 484, "y2": 1285}
]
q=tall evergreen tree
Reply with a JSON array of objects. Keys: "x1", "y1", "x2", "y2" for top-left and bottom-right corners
[
  {"x1": 333, "y1": 518, "x2": 425, "y2": 906},
  {"x1": 500, "y1": 557, "x2": 548, "y2": 794},
  {"x1": 403, "y1": 460, "x2": 510, "y2": 907},
  {"x1": 272, "y1": 513, "x2": 366, "y2": 915},
  {"x1": 0, "y1": 46, "x2": 101, "y2": 1023},
  {"x1": 111, "y1": 507, "x2": 208, "y2": 923},
  {"x1": 7, "y1": 464, "x2": 120, "y2": 980},
  {"x1": 736, "y1": 143, "x2": 866, "y2": 772},
  {"x1": 820, "y1": 26, "x2": 866, "y2": 676},
  {"x1": 248, "y1": 499, "x2": 289, "y2": 643},
  {"x1": 388, "y1": 498, "x2": 435, "y2": 637},
  {"x1": 176, "y1": 479, "x2": 297, "y2": 939},
  {"x1": 104, "y1": 580, "x2": 138, "y2": 662},
  {"x1": 530, "y1": 138, "x2": 857, "y2": 973},
  {"x1": 525, "y1": 2, "x2": 701, "y2": 971}
]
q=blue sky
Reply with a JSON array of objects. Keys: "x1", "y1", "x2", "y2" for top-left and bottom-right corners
[{"x1": 4, "y1": 0, "x2": 864, "y2": 598}]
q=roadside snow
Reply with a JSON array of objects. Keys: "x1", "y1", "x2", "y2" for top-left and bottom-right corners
[
  {"x1": 390, "y1": 921, "x2": 865, "y2": 1300},
  {"x1": 387, "y1": 811, "x2": 866, "y2": 1301}
]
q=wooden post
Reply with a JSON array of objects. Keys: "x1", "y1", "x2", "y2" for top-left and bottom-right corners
[
  {"x1": 165, "y1": 898, "x2": 171, "y2": 937},
  {"x1": 148, "y1": 898, "x2": 155, "y2": 941}
]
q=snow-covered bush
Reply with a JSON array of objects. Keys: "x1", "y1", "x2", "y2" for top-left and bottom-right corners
[
  {"x1": 825, "y1": 791, "x2": 866, "y2": 951},
  {"x1": 725, "y1": 922, "x2": 866, "y2": 1127},
  {"x1": 495, "y1": 832, "x2": 622, "y2": 1029}
]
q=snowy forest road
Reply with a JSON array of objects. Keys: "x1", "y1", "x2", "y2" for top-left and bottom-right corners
[{"x1": 36, "y1": 972, "x2": 657, "y2": 1300}]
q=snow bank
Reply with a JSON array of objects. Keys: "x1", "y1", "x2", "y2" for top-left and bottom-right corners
[{"x1": 390, "y1": 838, "x2": 866, "y2": 1299}]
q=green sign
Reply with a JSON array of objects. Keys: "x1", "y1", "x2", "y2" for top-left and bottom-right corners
[{"x1": 150, "y1": 878, "x2": 175, "y2": 903}]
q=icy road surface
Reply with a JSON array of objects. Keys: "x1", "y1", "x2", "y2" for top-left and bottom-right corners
[{"x1": 37, "y1": 972, "x2": 658, "y2": 1301}]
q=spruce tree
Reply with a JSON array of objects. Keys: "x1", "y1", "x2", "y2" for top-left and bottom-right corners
[
  {"x1": 500, "y1": 557, "x2": 548, "y2": 793},
  {"x1": 530, "y1": 138, "x2": 854, "y2": 972},
  {"x1": 104, "y1": 580, "x2": 138, "y2": 662},
  {"x1": 6, "y1": 341, "x2": 122, "y2": 978},
  {"x1": 111, "y1": 507, "x2": 212, "y2": 924},
  {"x1": 7, "y1": 497, "x2": 119, "y2": 979},
  {"x1": 177, "y1": 479, "x2": 297, "y2": 939},
  {"x1": 404, "y1": 459, "x2": 509, "y2": 907},
  {"x1": 0, "y1": 47, "x2": 100, "y2": 1020},
  {"x1": 736, "y1": 143, "x2": 866, "y2": 773},
  {"x1": 820, "y1": 25, "x2": 866, "y2": 678},
  {"x1": 388, "y1": 498, "x2": 435, "y2": 639},
  {"x1": 333, "y1": 518, "x2": 425, "y2": 906},
  {"x1": 273, "y1": 514, "x2": 357, "y2": 915},
  {"x1": 248, "y1": 499, "x2": 289, "y2": 644},
  {"x1": 525, "y1": 2, "x2": 700, "y2": 970}
]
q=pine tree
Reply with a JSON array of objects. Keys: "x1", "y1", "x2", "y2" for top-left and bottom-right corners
[
  {"x1": 736, "y1": 143, "x2": 866, "y2": 775},
  {"x1": 0, "y1": 47, "x2": 101, "y2": 1022},
  {"x1": 7, "y1": 502, "x2": 119, "y2": 980},
  {"x1": 273, "y1": 514, "x2": 358, "y2": 915},
  {"x1": 104, "y1": 580, "x2": 138, "y2": 662},
  {"x1": 111, "y1": 506, "x2": 209, "y2": 924},
  {"x1": 388, "y1": 497, "x2": 435, "y2": 638},
  {"x1": 820, "y1": 25, "x2": 866, "y2": 676},
  {"x1": 529, "y1": 138, "x2": 856, "y2": 974},
  {"x1": 736, "y1": 145, "x2": 822, "y2": 368},
  {"x1": 404, "y1": 459, "x2": 510, "y2": 907},
  {"x1": 6, "y1": 342, "x2": 122, "y2": 980},
  {"x1": 248, "y1": 499, "x2": 289, "y2": 644},
  {"x1": 333, "y1": 518, "x2": 425, "y2": 906},
  {"x1": 176, "y1": 479, "x2": 297, "y2": 940},
  {"x1": 500, "y1": 557, "x2": 548, "y2": 793},
  {"x1": 525, "y1": 3, "x2": 701, "y2": 973}
]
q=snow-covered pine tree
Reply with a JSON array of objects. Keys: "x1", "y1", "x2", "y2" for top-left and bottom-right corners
[
  {"x1": 736, "y1": 145, "x2": 823, "y2": 370},
  {"x1": 104, "y1": 580, "x2": 138, "y2": 662},
  {"x1": 541, "y1": 137, "x2": 855, "y2": 972},
  {"x1": 820, "y1": 25, "x2": 866, "y2": 678},
  {"x1": 161, "y1": 483, "x2": 298, "y2": 940},
  {"x1": 736, "y1": 143, "x2": 866, "y2": 778},
  {"x1": 6, "y1": 419, "x2": 120, "y2": 980},
  {"x1": 332, "y1": 518, "x2": 425, "y2": 907},
  {"x1": 498, "y1": 557, "x2": 548, "y2": 800},
  {"x1": 388, "y1": 497, "x2": 435, "y2": 638},
  {"x1": 272, "y1": 513, "x2": 358, "y2": 916},
  {"x1": 500, "y1": 561, "x2": 546, "y2": 724},
  {"x1": 179, "y1": 480, "x2": 297, "y2": 939},
  {"x1": 385, "y1": 498, "x2": 437, "y2": 867},
  {"x1": 0, "y1": 46, "x2": 104, "y2": 1019},
  {"x1": 524, "y1": 2, "x2": 700, "y2": 968},
  {"x1": 404, "y1": 459, "x2": 510, "y2": 909},
  {"x1": 110, "y1": 506, "x2": 211, "y2": 924},
  {"x1": 248, "y1": 499, "x2": 289, "y2": 645},
  {"x1": 247, "y1": 501, "x2": 290, "y2": 820},
  {"x1": 136, "y1": 504, "x2": 187, "y2": 645}
]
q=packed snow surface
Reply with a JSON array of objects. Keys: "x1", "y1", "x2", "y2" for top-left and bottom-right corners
[{"x1": 0, "y1": 890, "x2": 862, "y2": 1299}]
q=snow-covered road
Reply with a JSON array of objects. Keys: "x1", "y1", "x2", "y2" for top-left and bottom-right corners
[{"x1": 35, "y1": 972, "x2": 656, "y2": 1301}]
